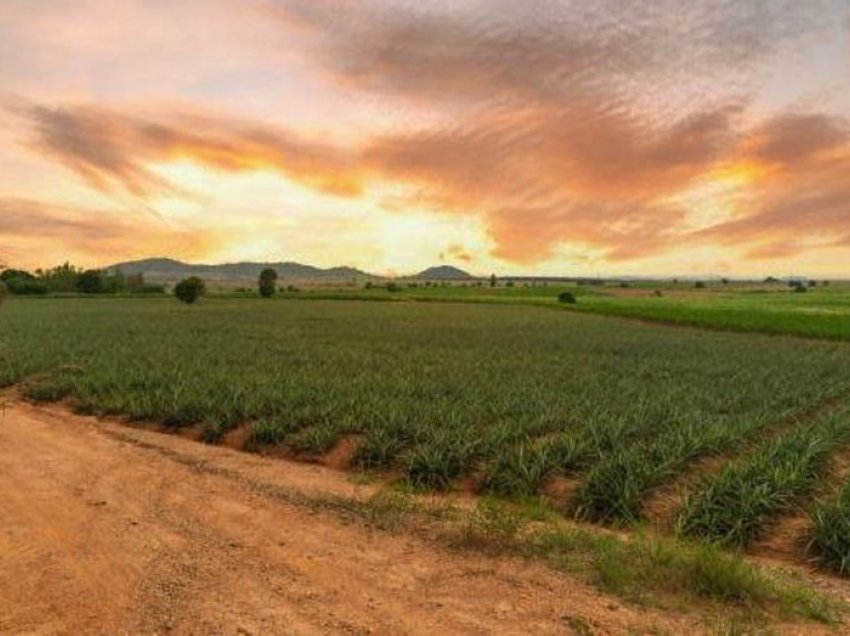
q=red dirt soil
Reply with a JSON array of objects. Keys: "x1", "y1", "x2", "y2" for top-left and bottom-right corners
[{"x1": 0, "y1": 399, "x2": 708, "y2": 635}]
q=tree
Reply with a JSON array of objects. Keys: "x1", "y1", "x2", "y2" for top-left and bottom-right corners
[
  {"x1": 258, "y1": 268, "x2": 278, "y2": 298},
  {"x1": 40, "y1": 262, "x2": 83, "y2": 292},
  {"x1": 1, "y1": 268, "x2": 47, "y2": 295},
  {"x1": 174, "y1": 276, "x2": 205, "y2": 304},
  {"x1": 77, "y1": 269, "x2": 105, "y2": 294},
  {"x1": 489, "y1": 273, "x2": 497, "y2": 288},
  {"x1": 0, "y1": 268, "x2": 34, "y2": 283}
]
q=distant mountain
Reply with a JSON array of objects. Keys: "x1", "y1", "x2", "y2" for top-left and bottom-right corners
[
  {"x1": 412, "y1": 265, "x2": 474, "y2": 280},
  {"x1": 109, "y1": 258, "x2": 375, "y2": 283}
]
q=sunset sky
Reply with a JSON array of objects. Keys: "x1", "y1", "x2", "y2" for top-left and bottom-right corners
[{"x1": 1, "y1": 1, "x2": 850, "y2": 277}]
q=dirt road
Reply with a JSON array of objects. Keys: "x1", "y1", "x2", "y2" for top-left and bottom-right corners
[{"x1": 0, "y1": 399, "x2": 700, "y2": 634}]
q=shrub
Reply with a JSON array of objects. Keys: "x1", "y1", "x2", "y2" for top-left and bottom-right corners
[
  {"x1": 652, "y1": 289, "x2": 664, "y2": 298},
  {"x1": 0, "y1": 268, "x2": 34, "y2": 283},
  {"x1": 258, "y1": 268, "x2": 278, "y2": 298},
  {"x1": 174, "y1": 276, "x2": 206, "y2": 304},
  {"x1": 0, "y1": 280, "x2": 7, "y2": 306},
  {"x1": 77, "y1": 269, "x2": 105, "y2": 294},
  {"x1": 386, "y1": 282, "x2": 401, "y2": 292},
  {"x1": 558, "y1": 291, "x2": 577, "y2": 304},
  {"x1": 793, "y1": 285, "x2": 808, "y2": 294},
  {"x1": 694, "y1": 281, "x2": 706, "y2": 289},
  {"x1": 6, "y1": 278, "x2": 48, "y2": 295}
]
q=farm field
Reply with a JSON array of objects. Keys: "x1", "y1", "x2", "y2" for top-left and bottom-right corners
[
  {"x1": 3, "y1": 295, "x2": 850, "y2": 584},
  {"x1": 271, "y1": 281, "x2": 850, "y2": 341}
]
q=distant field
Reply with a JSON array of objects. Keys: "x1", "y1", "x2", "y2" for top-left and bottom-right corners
[
  {"x1": 267, "y1": 281, "x2": 850, "y2": 341},
  {"x1": 3, "y1": 296, "x2": 850, "y2": 573}
]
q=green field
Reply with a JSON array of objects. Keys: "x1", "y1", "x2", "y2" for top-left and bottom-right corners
[
  {"x1": 3, "y1": 295, "x2": 850, "y2": 575},
  {"x1": 267, "y1": 280, "x2": 850, "y2": 341}
]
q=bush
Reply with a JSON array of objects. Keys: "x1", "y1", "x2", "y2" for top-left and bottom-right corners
[
  {"x1": 558, "y1": 291, "x2": 577, "y2": 304},
  {"x1": 174, "y1": 276, "x2": 206, "y2": 304},
  {"x1": 694, "y1": 281, "x2": 706, "y2": 289},
  {"x1": 652, "y1": 289, "x2": 664, "y2": 298},
  {"x1": 0, "y1": 280, "x2": 7, "y2": 306},
  {"x1": 258, "y1": 268, "x2": 278, "y2": 298},
  {"x1": 0, "y1": 268, "x2": 34, "y2": 283},
  {"x1": 386, "y1": 282, "x2": 401, "y2": 292},
  {"x1": 793, "y1": 285, "x2": 808, "y2": 294},
  {"x1": 77, "y1": 269, "x2": 105, "y2": 294},
  {"x1": 6, "y1": 278, "x2": 48, "y2": 295}
]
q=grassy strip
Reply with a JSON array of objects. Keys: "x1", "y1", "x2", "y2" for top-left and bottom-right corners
[
  {"x1": 677, "y1": 407, "x2": 850, "y2": 548},
  {"x1": 808, "y1": 482, "x2": 850, "y2": 576},
  {"x1": 347, "y1": 492, "x2": 836, "y2": 626},
  {"x1": 272, "y1": 285, "x2": 850, "y2": 342},
  {"x1": 567, "y1": 297, "x2": 850, "y2": 343}
]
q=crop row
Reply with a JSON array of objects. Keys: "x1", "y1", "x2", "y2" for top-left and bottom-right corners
[
  {"x1": 808, "y1": 481, "x2": 850, "y2": 575},
  {"x1": 676, "y1": 406, "x2": 850, "y2": 547}
]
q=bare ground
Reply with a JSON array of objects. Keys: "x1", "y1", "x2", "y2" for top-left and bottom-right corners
[{"x1": 0, "y1": 399, "x2": 711, "y2": 635}]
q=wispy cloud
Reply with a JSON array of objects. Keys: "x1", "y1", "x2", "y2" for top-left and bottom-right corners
[{"x1": 19, "y1": 104, "x2": 363, "y2": 199}]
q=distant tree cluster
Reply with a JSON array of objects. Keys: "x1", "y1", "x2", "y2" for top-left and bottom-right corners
[
  {"x1": 0, "y1": 263, "x2": 166, "y2": 296},
  {"x1": 258, "y1": 268, "x2": 278, "y2": 298},
  {"x1": 174, "y1": 276, "x2": 206, "y2": 304}
]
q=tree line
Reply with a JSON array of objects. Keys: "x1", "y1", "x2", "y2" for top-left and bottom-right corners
[{"x1": 0, "y1": 263, "x2": 166, "y2": 296}]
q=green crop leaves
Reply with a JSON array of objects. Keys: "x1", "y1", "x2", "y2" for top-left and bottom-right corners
[{"x1": 678, "y1": 408, "x2": 850, "y2": 548}]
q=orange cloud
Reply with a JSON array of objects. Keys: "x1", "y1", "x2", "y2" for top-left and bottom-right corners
[
  {"x1": 0, "y1": 197, "x2": 222, "y2": 268},
  {"x1": 20, "y1": 104, "x2": 363, "y2": 200},
  {"x1": 441, "y1": 244, "x2": 474, "y2": 263},
  {"x1": 15, "y1": 100, "x2": 850, "y2": 267},
  {"x1": 690, "y1": 113, "x2": 850, "y2": 257}
]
